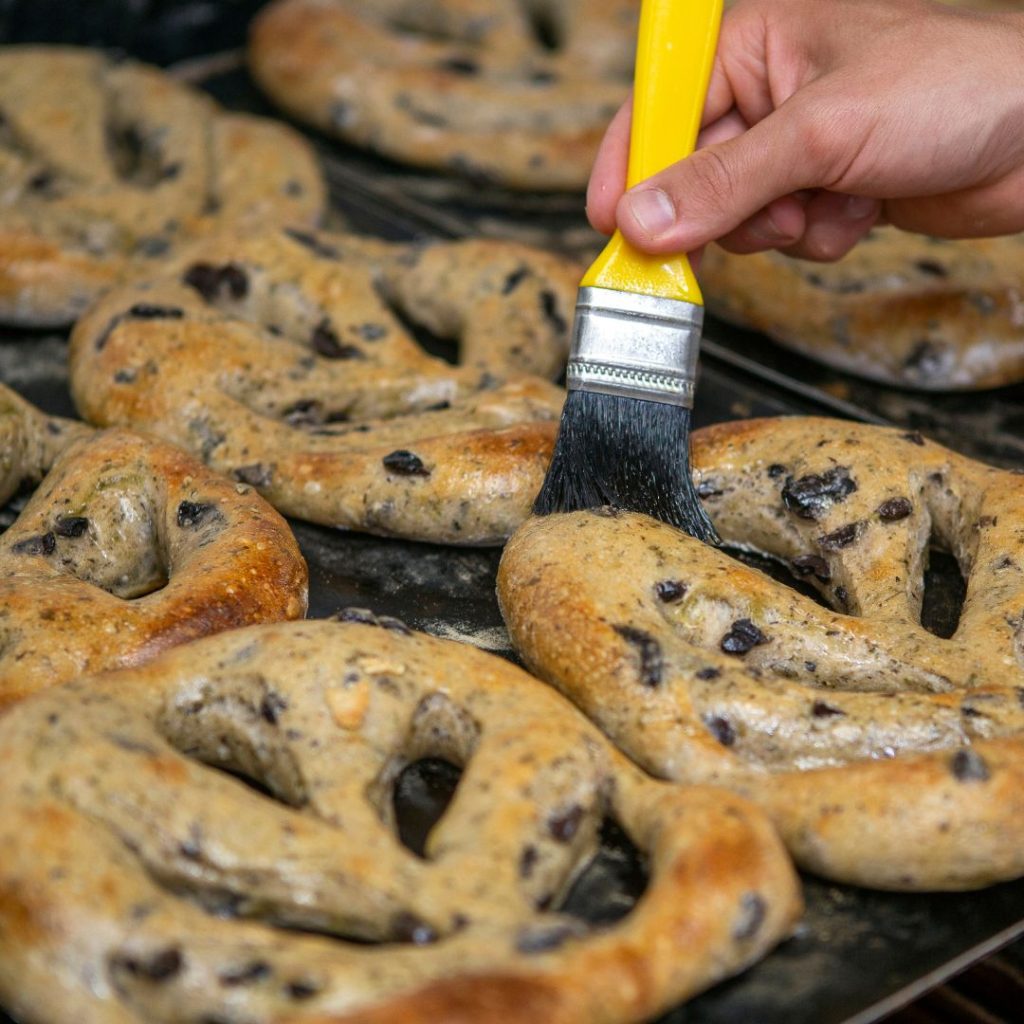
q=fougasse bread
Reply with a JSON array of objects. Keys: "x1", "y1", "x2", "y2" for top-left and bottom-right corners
[
  {"x1": 0, "y1": 618, "x2": 801, "y2": 1024},
  {"x1": 499, "y1": 417, "x2": 1024, "y2": 890},
  {"x1": 0, "y1": 46, "x2": 325, "y2": 326}
]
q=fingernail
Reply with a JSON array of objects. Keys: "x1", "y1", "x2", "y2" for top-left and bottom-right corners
[
  {"x1": 844, "y1": 195, "x2": 878, "y2": 219},
  {"x1": 624, "y1": 188, "x2": 676, "y2": 237}
]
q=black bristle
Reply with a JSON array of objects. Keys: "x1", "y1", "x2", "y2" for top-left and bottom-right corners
[{"x1": 534, "y1": 391, "x2": 719, "y2": 543}]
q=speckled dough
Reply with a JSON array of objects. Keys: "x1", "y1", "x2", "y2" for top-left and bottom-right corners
[
  {"x1": 69, "y1": 228, "x2": 572, "y2": 545},
  {"x1": 499, "y1": 417, "x2": 1024, "y2": 890},
  {"x1": 699, "y1": 229, "x2": 1024, "y2": 390},
  {"x1": 0, "y1": 619, "x2": 800, "y2": 1024},
  {"x1": 0, "y1": 424, "x2": 307, "y2": 706},
  {"x1": 248, "y1": 0, "x2": 635, "y2": 191},
  {"x1": 0, "y1": 379, "x2": 91, "y2": 504},
  {"x1": 0, "y1": 46, "x2": 325, "y2": 327}
]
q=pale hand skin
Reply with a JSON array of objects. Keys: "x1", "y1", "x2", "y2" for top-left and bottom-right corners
[{"x1": 587, "y1": 0, "x2": 1024, "y2": 262}]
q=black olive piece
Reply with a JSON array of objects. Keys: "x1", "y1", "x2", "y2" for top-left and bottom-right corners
[
  {"x1": 695, "y1": 667, "x2": 721, "y2": 680},
  {"x1": 502, "y1": 266, "x2": 530, "y2": 294},
  {"x1": 515, "y1": 924, "x2": 581, "y2": 955},
  {"x1": 233, "y1": 464, "x2": 274, "y2": 488},
  {"x1": 767, "y1": 463, "x2": 787, "y2": 477},
  {"x1": 781, "y1": 466, "x2": 857, "y2": 520},
  {"x1": 903, "y1": 340, "x2": 946, "y2": 375},
  {"x1": 519, "y1": 845, "x2": 539, "y2": 878},
  {"x1": 612, "y1": 625, "x2": 663, "y2": 687},
  {"x1": 359, "y1": 322, "x2": 388, "y2": 341},
  {"x1": 54, "y1": 515, "x2": 89, "y2": 538},
  {"x1": 11, "y1": 533, "x2": 56, "y2": 556},
  {"x1": 902, "y1": 431, "x2": 926, "y2": 446},
  {"x1": 877, "y1": 497, "x2": 913, "y2": 522},
  {"x1": 950, "y1": 748, "x2": 990, "y2": 782},
  {"x1": 439, "y1": 56, "x2": 480, "y2": 75},
  {"x1": 127, "y1": 303, "x2": 184, "y2": 320},
  {"x1": 654, "y1": 579, "x2": 687, "y2": 602},
  {"x1": 183, "y1": 262, "x2": 248, "y2": 302},
  {"x1": 27, "y1": 169, "x2": 55, "y2": 192},
  {"x1": 110, "y1": 946, "x2": 183, "y2": 981},
  {"x1": 819, "y1": 522, "x2": 862, "y2": 550},
  {"x1": 333, "y1": 607, "x2": 379, "y2": 626},
  {"x1": 377, "y1": 615, "x2": 413, "y2": 635},
  {"x1": 540, "y1": 289, "x2": 567, "y2": 333},
  {"x1": 812, "y1": 701, "x2": 846, "y2": 718},
  {"x1": 915, "y1": 260, "x2": 948, "y2": 278},
  {"x1": 547, "y1": 804, "x2": 583, "y2": 842},
  {"x1": 733, "y1": 892, "x2": 767, "y2": 940},
  {"x1": 286, "y1": 980, "x2": 320, "y2": 1000},
  {"x1": 176, "y1": 501, "x2": 216, "y2": 529},
  {"x1": 392, "y1": 911, "x2": 438, "y2": 945},
  {"x1": 703, "y1": 714, "x2": 736, "y2": 746},
  {"x1": 382, "y1": 450, "x2": 430, "y2": 477},
  {"x1": 219, "y1": 961, "x2": 272, "y2": 986},
  {"x1": 260, "y1": 692, "x2": 288, "y2": 725},
  {"x1": 282, "y1": 399, "x2": 321, "y2": 427},
  {"x1": 697, "y1": 480, "x2": 723, "y2": 498},
  {"x1": 791, "y1": 554, "x2": 832, "y2": 582},
  {"x1": 720, "y1": 618, "x2": 768, "y2": 655},
  {"x1": 311, "y1": 319, "x2": 364, "y2": 359}
]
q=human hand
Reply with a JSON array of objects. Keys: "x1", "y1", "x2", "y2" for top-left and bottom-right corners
[{"x1": 587, "y1": 0, "x2": 1024, "y2": 261}]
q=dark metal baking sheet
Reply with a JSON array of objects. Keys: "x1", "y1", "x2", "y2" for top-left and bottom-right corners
[
  {"x1": 4, "y1": 301, "x2": 1024, "y2": 1024},
  {"x1": 2, "y1": 25, "x2": 1024, "y2": 1024}
]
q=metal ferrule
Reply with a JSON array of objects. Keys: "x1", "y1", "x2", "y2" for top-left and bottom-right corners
[{"x1": 566, "y1": 286, "x2": 704, "y2": 407}]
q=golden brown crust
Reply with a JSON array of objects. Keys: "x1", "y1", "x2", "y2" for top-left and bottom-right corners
[
  {"x1": 248, "y1": 0, "x2": 634, "y2": 191},
  {"x1": 0, "y1": 45, "x2": 325, "y2": 326},
  {"x1": 0, "y1": 619, "x2": 801, "y2": 1024},
  {"x1": 69, "y1": 228, "x2": 572, "y2": 545},
  {"x1": 498, "y1": 416, "x2": 1024, "y2": 889},
  {"x1": 0, "y1": 426, "x2": 308, "y2": 704},
  {"x1": 700, "y1": 230, "x2": 1024, "y2": 390}
]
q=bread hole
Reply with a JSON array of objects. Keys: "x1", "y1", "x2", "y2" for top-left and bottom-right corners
[
  {"x1": 393, "y1": 756, "x2": 462, "y2": 858},
  {"x1": 202, "y1": 761, "x2": 281, "y2": 803},
  {"x1": 105, "y1": 121, "x2": 173, "y2": 188},
  {"x1": 157, "y1": 691, "x2": 309, "y2": 808},
  {"x1": 920, "y1": 543, "x2": 966, "y2": 639},
  {"x1": 374, "y1": 283, "x2": 458, "y2": 365},
  {"x1": 0, "y1": 479, "x2": 35, "y2": 534},
  {"x1": 724, "y1": 547, "x2": 831, "y2": 609},
  {"x1": 557, "y1": 818, "x2": 648, "y2": 926}
]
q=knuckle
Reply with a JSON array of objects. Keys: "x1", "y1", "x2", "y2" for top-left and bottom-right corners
[{"x1": 685, "y1": 147, "x2": 737, "y2": 211}]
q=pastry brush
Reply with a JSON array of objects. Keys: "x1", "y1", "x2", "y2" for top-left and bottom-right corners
[{"x1": 534, "y1": 0, "x2": 721, "y2": 543}]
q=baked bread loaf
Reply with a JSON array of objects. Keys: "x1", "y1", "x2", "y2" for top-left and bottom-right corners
[
  {"x1": 699, "y1": 229, "x2": 1024, "y2": 390},
  {"x1": 0, "y1": 46, "x2": 325, "y2": 326},
  {"x1": 248, "y1": 0, "x2": 635, "y2": 191},
  {"x1": 0, "y1": 618, "x2": 800, "y2": 1024},
  {"x1": 499, "y1": 417, "x2": 1024, "y2": 890},
  {"x1": 69, "y1": 228, "x2": 572, "y2": 545},
  {"x1": 0, "y1": 425, "x2": 307, "y2": 706},
  {"x1": 0, "y1": 379, "x2": 91, "y2": 504}
]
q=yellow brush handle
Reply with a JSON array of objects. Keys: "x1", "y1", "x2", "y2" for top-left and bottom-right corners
[{"x1": 581, "y1": 0, "x2": 723, "y2": 303}]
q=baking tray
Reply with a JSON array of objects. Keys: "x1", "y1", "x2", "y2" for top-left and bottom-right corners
[
  {"x1": 4, "y1": 267, "x2": 1024, "y2": 1024},
  {"x1": 3, "y1": 24, "x2": 1024, "y2": 1024}
]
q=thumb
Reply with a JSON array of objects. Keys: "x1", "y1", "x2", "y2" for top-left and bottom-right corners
[{"x1": 616, "y1": 102, "x2": 825, "y2": 254}]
